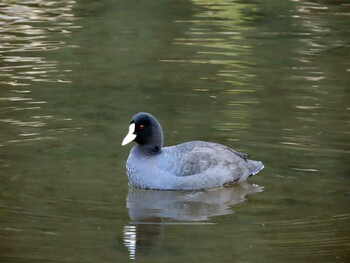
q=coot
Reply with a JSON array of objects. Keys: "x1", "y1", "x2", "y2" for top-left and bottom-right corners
[{"x1": 122, "y1": 112, "x2": 264, "y2": 190}]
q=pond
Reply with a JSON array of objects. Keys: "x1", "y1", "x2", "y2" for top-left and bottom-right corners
[{"x1": 0, "y1": 0, "x2": 349, "y2": 262}]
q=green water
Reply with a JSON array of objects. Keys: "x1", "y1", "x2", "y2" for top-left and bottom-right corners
[{"x1": 0, "y1": 0, "x2": 349, "y2": 262}]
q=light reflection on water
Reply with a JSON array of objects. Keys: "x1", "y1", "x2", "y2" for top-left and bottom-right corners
[
  {"x1": 0, "y1": 0, "x2": 79, "y2": 84},
  {"x1": 0, "y1": 0, "x2": 80, "y2": 146},
  {"x1": 0, "y1": 0, "x2": 349, "y2": 262},
  {"x1": 126, "y1": 183, "x2": 263, "y2": 222},
  {"x1": 123, "y1": 183, "x2": 263, "y2": 260},
  {"x1": 167, "y1": 0, "x2": 256, "y2": 90}
]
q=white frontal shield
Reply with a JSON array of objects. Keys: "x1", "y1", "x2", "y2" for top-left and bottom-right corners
[{"x1": 122, "y1": 123, "x2": 136, "y2": 146}]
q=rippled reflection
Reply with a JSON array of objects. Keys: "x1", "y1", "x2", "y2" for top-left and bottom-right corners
[
  {"x1": 163, "y1": 0, "x2": 256, "y2": 91},
  {"x1": 0, "y1": 0, "x2": 349, "y2": 262},
  {"x1": 0, "y1": 1, "x2": 78, "y2": 84},
  {"x1": 126, "y1": 183, "x2": 262, "y2": 222},
  {"x1": 0, "y1": 0, "x2": 80, "y2": 145},
  {"x1": 123, "y1": 183, "x2": 263, "y2": 259}
]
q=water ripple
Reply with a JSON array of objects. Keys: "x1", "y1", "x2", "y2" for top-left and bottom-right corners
[
  {"x1": 162, "y1": 0, "x2": 256, "y2": 95},
  {"x1": 0, "y1": 0, "x2": 80, "y2": 145},
  {"x1": 0, "y1": 0, "x2": 79, "y2": 85}
]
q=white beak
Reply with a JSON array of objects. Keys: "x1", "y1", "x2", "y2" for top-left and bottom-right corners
[{"x1": 122, "y1": 123, "x2": 136, "y2": 146}]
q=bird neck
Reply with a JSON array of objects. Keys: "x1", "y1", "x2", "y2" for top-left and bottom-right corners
[
  {"x1": 139, "y1": 125, "x2": 163, "y2": 155},
  {"x1": 136, "y1": 144, "x2": 162, "y2": 155}
]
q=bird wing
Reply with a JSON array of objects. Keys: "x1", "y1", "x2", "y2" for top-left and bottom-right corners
[{"x1": 171, "y1": 142, "x2": 247, "y2": 177}]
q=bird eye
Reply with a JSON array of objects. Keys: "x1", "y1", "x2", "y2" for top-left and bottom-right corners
[{"x1": 139, "y1": 124, "x2": 144, "y2": 130}]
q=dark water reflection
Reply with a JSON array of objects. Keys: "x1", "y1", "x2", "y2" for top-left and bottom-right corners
[
  {"x1": 124, "y1": 184, "x2": 262, "y2": 259},
  {"x1": 126, "y1": 183, "x2": 262, "y2": 222},
  {"x1": 0, "y1": 0, "x2": 349, "y2": 262}
]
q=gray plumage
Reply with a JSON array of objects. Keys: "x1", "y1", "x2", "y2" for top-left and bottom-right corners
[{"x1": 122, "y1": 112, "x2": 264, "y2": 190}]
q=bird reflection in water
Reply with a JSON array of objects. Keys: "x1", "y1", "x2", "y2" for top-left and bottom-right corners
[{"x1": 123, "y1": 182, "x2": 263, "y2": 259}]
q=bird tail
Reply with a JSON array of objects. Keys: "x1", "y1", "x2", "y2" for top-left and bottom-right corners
[{"x1": 248, "y1": 160, "x2": 264, "y2": 177}]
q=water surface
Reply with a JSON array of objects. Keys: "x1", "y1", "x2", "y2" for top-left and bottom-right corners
[{"x1": 0, "y1": 0, "x2": 349, "y2": 262}]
